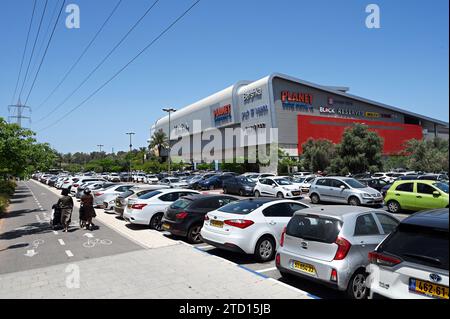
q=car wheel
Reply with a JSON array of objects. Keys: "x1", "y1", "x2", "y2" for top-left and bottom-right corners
[
  {"x1": 310, "y1": 193, "x2": 320, "y2": 204},
  {"x1": 254, "y1": 190, "x2": 260, "y2": 198},
  {"x1": 348, "y1": 196, "x2": 361, "y2": 206},
  {"x1": 150, "y1": 213, "x2": 164, "y2": 231},
  {"x1": 187, "y1": 224, "x2": 203, "y2": 244},
  {"x1": 347, "y1": 270, "x2": 369, "y2": 299},
  {"x1": 387, "y1": 200, "x2": 401, "y2": 213},
  {"x1": 254, "y1": 236, "x2": 275, "y2": 262},
  {"x1": 276, "y1": 192, "x2": 284, "y2": 199}
]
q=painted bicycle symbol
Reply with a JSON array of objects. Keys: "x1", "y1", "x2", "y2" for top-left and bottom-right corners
[
  {"x1": 82, "y1": 238, "x2": 112, "y2": 248},
  {"x1": 31, "y1": 239, "x2": 44, "y2": 249}
]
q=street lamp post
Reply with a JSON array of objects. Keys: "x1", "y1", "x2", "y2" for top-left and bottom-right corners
[
  {"x1": 162, "y1": 108, "x2": 176, "y2": 176},
  {"x1": 126, "y1": 132, "x2": 135, "y2": 182}
]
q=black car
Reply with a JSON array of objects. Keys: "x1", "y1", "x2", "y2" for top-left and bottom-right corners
[
  {"x1": 162, "y1": 194, "x2": 238, "y2": 243},
  {"x1": 223, "y1": 176, "x2": 256, "y2": 196},
  {"x1": 189, "y1": 173, "x2": 219, "y2": 189},
  {"x1": 381, "y1": 182, "x2": 394, "y2": 197},
  {"x1": 47, "y1": 176, "x2": 59, "y2": 187},
  {"x1": 357, "y1": 178, "x2": 389, "y2": 192}
]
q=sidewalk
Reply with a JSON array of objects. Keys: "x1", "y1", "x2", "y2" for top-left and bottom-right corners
[{"x1": 0, "y1": 242, "x2": 310, "y2": 299}]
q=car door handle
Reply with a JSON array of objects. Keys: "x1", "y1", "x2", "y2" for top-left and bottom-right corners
[
  {"x1": 395, "y1": 193, "x2": 400, "y2": 196},
  {"x1": 416, "y1": 195, "x2": 422, "y2": 198},
  {"x1": 360, "y1": 241, "x2": 366, "y2": 247},
  {"x1": 269, "y1": 221, "x2": 276, "y2": 225}
]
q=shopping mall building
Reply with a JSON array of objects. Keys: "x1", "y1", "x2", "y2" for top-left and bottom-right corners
[{"x1": 151, "y1": 73, "x2": 449, "y2": 172}]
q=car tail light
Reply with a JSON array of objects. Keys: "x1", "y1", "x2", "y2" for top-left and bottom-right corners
[
  {"x1": 224, "y1": 219, "x2": 254, "y2": 229},
  {"x1": 131, "y1": 203, "x2": 147, "y2": 210},
  {"x1": 280, "y1": 227, "x2": 287, "y2": 247},
  {"x1": 204, "y1": 215, "x2": 209, "y2": 221},
  {"x1": 176, "y1": 212, "x2": 188, "y2": 219},
  {"x1": 368, "y1": 251, "x2": 401, "y2": 267},
  {"x1": 94, "y1": 192, "x2": 103, "y2": 197},
  {"x1": 330, "y1": 269, "x2": 338, "y2": 282},
  {"x1": 73, "y1": 184, "x2": 79, "y2": 187},
  {"x1": 333, "y1": 237, "x2": 351, "y2": 260},
  {"x1": 63, "y1": 181, "x2": 69, "y2": 183},
  {"x1": 275, "y1": 253, "x2": 281, "y2": 267}
]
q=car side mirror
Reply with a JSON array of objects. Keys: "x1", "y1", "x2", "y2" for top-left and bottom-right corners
[
  {"x1": 340, "y1": 185, "x2": 346, "y2": 190},
  {"x1": 433, "y1": 191, "x2": 441, "y2": 197}
]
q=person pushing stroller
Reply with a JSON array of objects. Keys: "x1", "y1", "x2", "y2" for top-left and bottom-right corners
[
  {"x1": 80, "y1": 188, "x2": 96, "y2": 230},
  {"x1": 56, "y1": 188, "x2": 73, "y2": 232}
]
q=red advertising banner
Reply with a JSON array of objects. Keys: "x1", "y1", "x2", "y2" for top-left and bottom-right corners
[{"x1": 297, "y1": 115, "x2": 423, "y2": 155}]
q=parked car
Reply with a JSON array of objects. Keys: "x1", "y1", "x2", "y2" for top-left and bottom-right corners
[
  {"x1": 93, "y1": 184, "x2": 134, "y2": 209},
  {"x1": 144, "y1": 174, "x2": 159, "y2": 184},
  {"x1": 309, "y1": 177, "x2": 383, "y2": 206},
  {"x1": 75, "y1": 181, "x2": 108, "y2": 199},
  {"x1": 357, "y1": 178, "x2": 390, "y2": 192},
  {"x1": 254, "y1": 177, "x2": 302, "y2": 199},
  {"x1": 241, "y1": 173, "x2": 276, "y2": 183},
  {"x1": 159, "y1": 177, "x2": 189, "y2": 188},
  {"x1": 188, "y1": 173, "x2": 219, "y2": 189},
  {"x1": 197, "y1": 175, "x2": 235, "y2": 190},
  {"x1": 418, "y1": 174, "x2": 449, "y2": 182},
  {"x1": 381, "y1": 182, "x2": 393, "y2": 198},
  {"x1": 162, "y1": 194, "x2": 238, "y2": 243},
  {"x1": 371, "y1": 173, "x2": 395, "y2": 184},
  {"x1": 69, "y1": 177, "x2": 107, "y2": 195},
  {"x1": 276, "y1": 206, "x2": 400, "y2": 299},
  {"x1": 298, "y1": 175, "x2": 316, "y2": 193},
  {"x1": 222, "y1": 176, "x2": 256, "y2": 196},
  {"x1": 108, "y1": 173, "x2": 121, "y2": 182},
  {"x1": 114, "y1": 185, "x2": 169, "y2": 218},
  {"x1": 367, "y1": 208, "x2": 448, "y2": 299},
  {"x1": 384, "y1": 180, "x2": 449, "y2": 213},
  {"x1": 133, "y1": 172, "x2": 147, "y2": 183},
  {"x1": 123, "y1": 189, "x2": 200, "y2": 229},
  {"x1": 200, "y1": 198, "x2": 309, "y2": 261}
]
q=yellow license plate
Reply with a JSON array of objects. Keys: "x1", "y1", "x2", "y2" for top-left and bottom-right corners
[
  {"x1": 162, "y1": 223, "x2": 170, "y2": 230},
  {"x1": 293, "y1": 261, "x2": 316, "y2": 275},
  {"x1": 210, "y1": 220, "x2": 224, "y2": 228},
  {"x1": 410, "y1": 278, "x2": 449, "y2": 299}
]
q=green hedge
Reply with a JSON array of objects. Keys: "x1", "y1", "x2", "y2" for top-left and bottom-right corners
[
  {"x1": 0, "y1": 180, "x2": 16, "y2": 196},
  {"x1": 0, "y1": 194, "x2": 9, "y2": 214}
]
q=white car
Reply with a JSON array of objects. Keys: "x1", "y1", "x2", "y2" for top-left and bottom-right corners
[
  {"x1": 159, "y1": 177, "x2": 189, "y2": 188},
  {"x1": 200, "y1": 198, "x2": 310, "y2": 261},
  {"x1": 144, "y1": 174, "x2": 159, "y2": 184},
  {"x1": 367, "y1": 208, "x2": 449, "y2": 299},
  {"x1": 107, "y1": 173, "x2": 121, "y2": 182},
  {"x1": 254, "y1": 177, "x2": 302, "y2": 199},
  {"x1": 241, "y1": 173, "x2": 276, "y2": 183},
  {"x1": 93, "y1": 184, "x2": 135, "y2": 208},
  {"x1": 123, "y1": 189, "x2": 200, "y2": 229},
  {"x1": 55, "y1": 176, "x2": 70, "y2": 189},
  {"x1": 133, "y1": 173, "x2": 147, "y2": 183},
  {"x1": 69, "y1": 177, "x2": 107, "y2": 195},
  {"x1": 371, "y1": 173, "x2": 396, "y2": 183},
  {"x1": 298, "y1": 175, "x2": 317, "y2": 193}
]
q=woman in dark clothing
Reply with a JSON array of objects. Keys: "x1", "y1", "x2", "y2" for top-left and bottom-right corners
[
  {"x1": 57, "y1": 188, "x2": 73, "y2": 232},
  {"x1": 80, "y1": 188, "x2": 96, "y2": 230}
]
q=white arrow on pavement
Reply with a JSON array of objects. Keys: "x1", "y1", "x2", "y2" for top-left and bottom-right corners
[
  {"x1": 83, "y1": 233, "x2": 94, "y2": 238},
  {"x1": 24, "y1": 249, "x2": 38, "y2": 257}
]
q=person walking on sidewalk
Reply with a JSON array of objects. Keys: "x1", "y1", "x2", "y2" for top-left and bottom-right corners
[
  {"x1": 57, "y1": 188, "x2": 73, "y2": 232},
  {"x1": 80, "y1": 188, "x2": 97, "y2": 230}
]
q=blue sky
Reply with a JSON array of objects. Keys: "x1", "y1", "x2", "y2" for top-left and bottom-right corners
[{"x1": 1, "y1": 0, "x2": 448, "y2": 153}]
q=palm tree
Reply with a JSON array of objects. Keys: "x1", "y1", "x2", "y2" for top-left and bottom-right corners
[{"x1": 149, "y1": 129, "x2": 168, "y2": 161}]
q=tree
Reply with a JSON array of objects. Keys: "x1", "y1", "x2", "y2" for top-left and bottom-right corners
[
  {"x1": 330, "y1": 124, "x2": 383, "y2": 175},
  {"x1": 301, "y1": 138, "x2": 336, "y2": 173},
  {"x1": 405, "y1": 138, "x2": 448, "y2": 172},
  {"x1": 149, "y1": 129, "x2": 168, "y2": 161},
  {"x1": 278, "y1": 149, "x2": 298, "y2": 175}
]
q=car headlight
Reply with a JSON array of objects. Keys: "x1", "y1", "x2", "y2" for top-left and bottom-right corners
[
  {"x1": 282, "y1": 187, "x2": 290, "y2": 191},
  {"x1": 362, "y1": 193, "x2": 372, "y2": 198}
]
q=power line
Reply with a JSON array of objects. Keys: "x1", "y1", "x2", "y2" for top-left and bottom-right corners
[
  {"x1": 34, "y1": 0, "x2": 123, "y2": 112},
  {"x1": 24, "y1": 0, "x2": 66, "y2": 106},
  {"x1": 35, "y1": 0, "x2": 160, "y2": 124},
  {"x1": 10, "y1": 0, "x2": 37, "y2": 105},
  {"x1": 18, "y1": 0, "x2": 48, "y2": 100},
  {"x1": 38, "y1": 0, "x2": 201, "y2": 133}
]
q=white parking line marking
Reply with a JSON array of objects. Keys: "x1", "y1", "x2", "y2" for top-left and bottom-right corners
[
  {"x1": 35, "y1": 215, "x2": 42, "y2": 222},
  {"x1": 257, "y1": 267, "x2": 277, "y2": 273},
  {"x1": 58, "y1": 239, "x2": 65, "y2": 246},
  {"x1": 65, "y1": 250, "x2": 73, "y2": 257}
]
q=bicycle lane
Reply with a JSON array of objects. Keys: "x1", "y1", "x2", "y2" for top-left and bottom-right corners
[{"x1": 0, "y1": 181, "x2": 143, "y2": 275}]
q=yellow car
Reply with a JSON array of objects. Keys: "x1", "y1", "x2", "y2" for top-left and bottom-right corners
[{"x1": 385, "y1": 180, "x2": 449, "y2": 213}]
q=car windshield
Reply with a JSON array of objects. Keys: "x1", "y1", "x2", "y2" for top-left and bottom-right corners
[
  {"x1": 274, "y1": 178, "x2": 292, "y2": 185},
  {"x1": 168, "y1": 178, "x2": 180, "y2": 183},
  {"x1": 434, "y1": 182, "x2": 449, "y2": 194},
  {"x1": 286, "y1": 215, "x2": 342, "y2": 244},
  {"x1": 247, "y1": 174, "x2": 260, "y2": 179},
  {"x1": 343, "y1": 178, "x2": 366, "y2": 188},
  {"x1": 120, "y1": 190, "x2": 134, "y2": 198},
  {"x1": 218, "y1": 200, "x2": 265, "y2": 214},
  {"x1": 170, "y1": 198, "x2": 192, "y2": 209},
  {"x1": 138, "y1": 190, "x2": 162, "y2": 200},
  {"x1": 239, "y1": 177, "x2": 254, "y2": 184}
]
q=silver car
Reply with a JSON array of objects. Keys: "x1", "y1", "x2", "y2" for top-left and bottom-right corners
[
  {"x1": 309, "y1": 177, "x2": 383, "y2": 206},
  {"x1": 276, "y1": 206, "x2": 400, "y2": 299}
]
